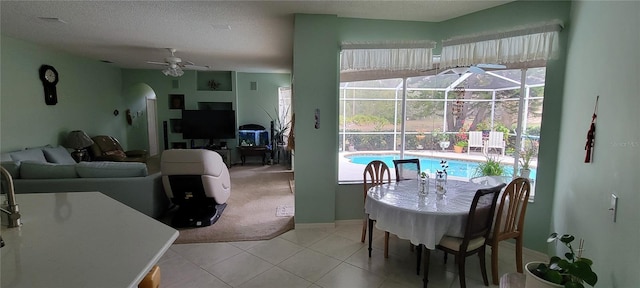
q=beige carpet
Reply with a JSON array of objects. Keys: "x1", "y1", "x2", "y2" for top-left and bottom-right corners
[{"x1": 162, "y1": 164, "x2": 295, "y2": 244}]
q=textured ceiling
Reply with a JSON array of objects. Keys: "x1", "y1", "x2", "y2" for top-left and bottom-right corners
[{"x1": 1, "y1": 1, "x2": 512, "y2": 73}]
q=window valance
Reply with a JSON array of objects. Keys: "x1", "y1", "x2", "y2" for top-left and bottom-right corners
[
  {"x1": 440, "y1": 21, "x2": 563, "y2": 69},
  {"x1": 340, "y1": 40, "x2": 436, "y2": 72}
]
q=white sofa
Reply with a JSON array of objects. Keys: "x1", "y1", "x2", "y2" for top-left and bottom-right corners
[{"x1": 1, "y1": 146, "x2": 169, "y2": 218}]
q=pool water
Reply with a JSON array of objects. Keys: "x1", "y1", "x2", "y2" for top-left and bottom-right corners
[{"x1": 345, "y1": 154, "x2": 536, "y2": 179}]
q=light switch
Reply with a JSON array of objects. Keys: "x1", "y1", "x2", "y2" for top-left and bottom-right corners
[{"x1": 610, "y1": 194, "x2": 618, "y2": 222}]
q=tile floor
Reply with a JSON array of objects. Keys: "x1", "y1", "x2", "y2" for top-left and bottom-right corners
[{"x1": 157, "y1": 223, "x2": 547, "y2": 288}]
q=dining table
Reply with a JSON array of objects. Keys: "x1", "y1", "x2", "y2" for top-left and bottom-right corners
[{"x1": 365, "y1": 178, "x2": 489, "y2": 286}]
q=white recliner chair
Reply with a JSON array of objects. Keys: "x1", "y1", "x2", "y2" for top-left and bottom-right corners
[{"x1": 161, "y1": 149, "x2": 230, "y2": 227}]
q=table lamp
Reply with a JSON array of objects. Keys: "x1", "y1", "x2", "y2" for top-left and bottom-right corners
[{"x1": 66, "y1": 130, "x2": 94, "y2": 162}]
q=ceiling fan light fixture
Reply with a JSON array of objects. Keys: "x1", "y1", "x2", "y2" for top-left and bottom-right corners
[{"x1": 162, "y1": 67, "x2": 184, "y2": 77}]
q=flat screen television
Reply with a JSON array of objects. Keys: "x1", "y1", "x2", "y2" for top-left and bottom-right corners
[{"x1": 182, "y1": 110, "x2": 236, "y2": 140}]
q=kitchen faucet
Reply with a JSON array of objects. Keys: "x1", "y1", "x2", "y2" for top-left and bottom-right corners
[{"x1": 0, "y1": 166, "x2": 21, "y2": 228}]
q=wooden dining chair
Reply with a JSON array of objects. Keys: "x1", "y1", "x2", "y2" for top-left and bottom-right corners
[
  {"x1": 361, "y1": 160, "x2": 392, "y2": 257},
  {"x1": 419, "y1": 183, "x2": 504, "y2": 288},
  {"x1": 392, "y1": 158, "x2": 421, "y2": 181},
  {"x1": 489, "y1": 177, "x2": 531, "y2": 285}
]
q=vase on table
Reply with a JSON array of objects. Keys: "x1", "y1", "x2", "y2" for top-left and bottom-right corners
[
  {"x1": 419, "y1": 175, "x2": 429, "y2": 196},
  {"x1": 435, "y1": 172, "x2": 447, "y2": 195}
]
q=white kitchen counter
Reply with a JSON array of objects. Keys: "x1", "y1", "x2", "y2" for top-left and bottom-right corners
[{"x1": 1, "y1": 192, "x2": 178, "y2": 288}]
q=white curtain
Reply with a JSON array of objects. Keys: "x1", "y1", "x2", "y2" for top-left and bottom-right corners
[
  {"x1": 440, "y1": 21, "x2": 563, "y2": 69},
  {"x1": 340, "y1": 40, "x2": 436, "y2": 72}
]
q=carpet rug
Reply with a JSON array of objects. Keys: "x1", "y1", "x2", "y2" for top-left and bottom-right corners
[{"x1": 161, "y1": 164, "x2": 295, "y2": 244}]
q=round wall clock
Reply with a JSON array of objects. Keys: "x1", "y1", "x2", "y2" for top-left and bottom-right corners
[{"x1": 39, "y1": 65, "x2": 59, "y2": 105}]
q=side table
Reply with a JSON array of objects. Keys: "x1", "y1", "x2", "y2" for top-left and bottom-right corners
[{"x1": 237, "y1": 146, "x2": 270, "y2": 165}]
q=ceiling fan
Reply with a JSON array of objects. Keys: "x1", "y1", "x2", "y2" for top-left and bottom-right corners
[
  {"x1": 437, "y1": 63, "x2": 507, "y2": 76},
  {"x1": 146, "y1": 48, "x2": 210, "y2": 77}
]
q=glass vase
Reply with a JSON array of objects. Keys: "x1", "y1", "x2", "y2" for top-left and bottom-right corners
[{"x1": 435, "y1": 173, "x2": 447, "y2": 195}]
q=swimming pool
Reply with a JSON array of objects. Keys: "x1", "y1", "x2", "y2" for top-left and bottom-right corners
[{"x1": 345, "y1": 154, "x2": 536, "y2": 179}]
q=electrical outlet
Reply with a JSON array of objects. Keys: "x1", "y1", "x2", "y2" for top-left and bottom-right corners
[{"x1": 610, "y1": 194, "x2": 618, "y2": 222}]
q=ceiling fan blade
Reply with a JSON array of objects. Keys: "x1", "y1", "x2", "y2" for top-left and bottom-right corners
[
  {"x1": 476, "y1": 63, "x2": 506, "y2": 69},
  {"x1": 184, "y1": 60, "x2": 195, "y2": 66},
  {"x1": 468, "y1": 66, "x2": 486, "y2": 74},
  {"x1": 146, "y1": 61, "x2": 169, "y2": 66},
  {"x1": 183, "y1": 64, "x2": 211, "y2": 71}
]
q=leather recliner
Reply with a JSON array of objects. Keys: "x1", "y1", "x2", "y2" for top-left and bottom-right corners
[
  {"x1": 161, "y1": 149, "x2": 230, "y2": 227},
  {"x1": 89, "y1": 135, "x2": 148, "y2": 163}
]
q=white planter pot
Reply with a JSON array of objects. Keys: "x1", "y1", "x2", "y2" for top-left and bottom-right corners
[
  {"x1": 524, "y1": 262, "x2": 563, "y2": 288},
  {"x1": 439, "y1": 141, "x2": 450, "y2": 150},
  {"x1": 520, "y1": 168, "x2": 531, "y2": 179}
]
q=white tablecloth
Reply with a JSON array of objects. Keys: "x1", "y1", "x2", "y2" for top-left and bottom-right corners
[{"x1": 365, "y1": 179, "x2": 487, "y2": 249}]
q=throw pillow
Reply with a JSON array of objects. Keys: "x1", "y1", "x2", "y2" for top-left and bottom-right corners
[
  {"x1": 43, "y1": 146, "x2": 76, "y2": 165},
  {"x1": 20, "y1": 161, "x2": 78, "y2": 179},
  {"x1": 104, "y1": 150, "x2": 127, "y2": 160},
  {"x1": 76, "y1": 161, "x2": 148, "y2": 178},
  {"x1": 9, "y1": 149, "x2": 48, "y2": 163}
]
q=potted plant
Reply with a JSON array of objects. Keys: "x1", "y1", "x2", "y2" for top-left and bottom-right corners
[
  {"x1": 519, "y1": 138, "x2": 538, "y2": 178},
  {"x1": 453, "y1": 127, "x2": 468, "y2": 153},
  {"x1": 525, "y1": 233, "x2": 598, "y2": 288},
  {"x1": 474, "y1": 154, "x2": 505, "y2": 177},
  {"x1": 263, "y1": 106, "x2": 291, "y2": 145},
  {"x1": 432, "y1": 130, "x2": 450, "y2": 150},
  {"x1": 454, "y1": 140, "x2": 467, "y2": 153}
]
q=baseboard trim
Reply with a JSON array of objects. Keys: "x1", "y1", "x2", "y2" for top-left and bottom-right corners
[{"x1": 499, "y1": 240, "x2": 548, "y2": 260}]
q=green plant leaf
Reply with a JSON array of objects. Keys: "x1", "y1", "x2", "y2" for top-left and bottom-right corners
[
  {"x1": 577, "y1": 257, "x2": 593, "y2": 266},
  {"x1": 547, "y1": 233, "x2": 559, "y2": 242},
  {"x1": 560, "y1": 234, "x2": 575, "y2": 244},
  {"x1": 570, "y1": 261, "x2": 598, "y2": 286},
  {"x1": 544, "y1": 270, "x2": 563, "y2": 284},
  {"x1": 565, "y1": 252, "x2": 574, "y2": 261}
]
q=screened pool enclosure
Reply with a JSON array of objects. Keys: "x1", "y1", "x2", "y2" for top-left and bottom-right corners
[{"x1": 338, "y1": 67, "x2": 544, "y2": 184}]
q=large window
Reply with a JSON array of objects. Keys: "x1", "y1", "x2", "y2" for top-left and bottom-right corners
[{"x1": 339, "y1": 68, "x2": 545, "y2": 196}]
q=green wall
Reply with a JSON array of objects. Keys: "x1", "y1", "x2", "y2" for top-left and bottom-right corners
[
  {"x1": 553, "y1": 1, "x2": 639, "y2": 286},
  {"x1": 0, "y1": 35, "x2": 125, "y2": 152},
  {"x1": 292, "y1": 14, "x2": 340, "y2": 223},
  {"x1": 236, "y1": 73, "x2": 291, "y2": 132}
]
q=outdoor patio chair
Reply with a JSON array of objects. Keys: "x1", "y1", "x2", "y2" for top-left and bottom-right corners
[
  {"x1": 468, "y1": 131, "x2": 485, "y2": 154},
  {"x1": 489, "y1": 177, "x2": 531, "y2": 285},
  {"x1": 362, "y1": 160, "x2": 392, "y2": 257},
  {"x1": 486, "y1": 131, "x2": 506, "y2": 155}
]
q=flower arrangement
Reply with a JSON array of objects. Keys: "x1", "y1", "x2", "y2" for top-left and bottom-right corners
[
  {"x1": 528, "y1": 233, "x2": 598, "y2": 287},
  {"x1": 436, "y1": 160, "x2": 448, "y2": 178}
]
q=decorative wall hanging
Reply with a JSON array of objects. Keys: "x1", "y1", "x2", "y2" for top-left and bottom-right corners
[
  {"x1": 208, "y1": 79, "x2": 221, "y2": 90},
  {"x1": 584, "y1": 95, "x2": 599, "y2": 163},
  {"x1": 452, "y1": 86, "x2": 465, "y2": 117}
]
